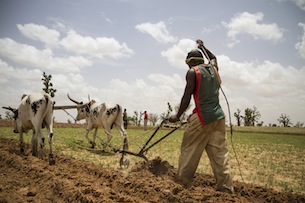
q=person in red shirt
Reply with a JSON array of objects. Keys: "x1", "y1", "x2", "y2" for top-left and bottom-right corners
[{"x1": 144, "y1": 111, "x2": 148, "y2": 130}]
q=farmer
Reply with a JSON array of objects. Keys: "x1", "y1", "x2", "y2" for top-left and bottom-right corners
[
  {"x1": 123, "y1": 108, "x2": 128, "y2": 129},
  {"x1": 168, "y1": 40, "x2": 234, "y2": 194}
]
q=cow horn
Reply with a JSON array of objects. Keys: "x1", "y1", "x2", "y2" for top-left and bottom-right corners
[
  {"x1": 2, "y1": 106, "x2": 17, "y2": 112},
  {"x1": 78, "y1": 101, "x2": 90, "y2": 108},
  {"x1": 88, "y1": 95, "x2": 91, "y2": 102},
  {"x1": 67, "y1": 94, "x2": 81, "y2": 105}
]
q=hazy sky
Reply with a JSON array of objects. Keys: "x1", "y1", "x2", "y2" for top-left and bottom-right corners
[{"x1": 0, "y1": 0, "x2": 305, "y2": 126}]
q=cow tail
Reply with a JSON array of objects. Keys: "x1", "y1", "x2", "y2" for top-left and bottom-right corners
[
  {"x1": 111, "y1": 104, "x2": 121, "y2": 130},
  {"x1": 44, "y1": 94, "x2": 49, "y2": 105}
]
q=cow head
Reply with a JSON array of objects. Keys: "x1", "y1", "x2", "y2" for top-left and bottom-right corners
[
  {"x1": 67, "y1": 94, "x2": 94, "y2": 121},
  {"x1": 2, "y1": 106, "x2": 19, "y2": 133}
]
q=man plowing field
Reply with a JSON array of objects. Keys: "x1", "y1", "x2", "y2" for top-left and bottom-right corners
[{"x1": 169, "y1": 39, "x2": 234, "y2": 194}]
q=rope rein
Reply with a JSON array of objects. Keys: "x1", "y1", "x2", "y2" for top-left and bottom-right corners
[{"x1": 220, "y1": 87, "x2": 244, "y2": 183}]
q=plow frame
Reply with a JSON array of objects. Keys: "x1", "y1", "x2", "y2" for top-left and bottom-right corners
[{"x1": 116, "y1": 119, "x2": 186, "y2": 168}]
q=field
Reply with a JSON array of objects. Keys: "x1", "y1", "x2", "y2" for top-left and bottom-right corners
[{"x1": 0, "y1": 120, "x2": 305, "y2": 202}]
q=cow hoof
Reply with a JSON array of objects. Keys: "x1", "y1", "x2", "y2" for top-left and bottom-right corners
[
  {"x1": 120, "y1": 156, "x2": 130, "y2": 169},
  {"x1": 90, "y1": 141, "x2": 96, "y2": 149},
  {"x1": 49, "y1": 154, "x2": 55, "y2": 165},
  {"x1": 49, "y1": 159, "x2": 55, "y2": 165}
]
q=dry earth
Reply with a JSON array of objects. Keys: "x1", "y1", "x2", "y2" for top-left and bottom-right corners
[{"x1": 1, "y1": 137, "x2": 305, "y2": 203}]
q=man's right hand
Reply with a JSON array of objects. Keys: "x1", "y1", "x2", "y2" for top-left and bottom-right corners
[{"x1": 169, "y1": 115, "x2": 179, "y2": 123}]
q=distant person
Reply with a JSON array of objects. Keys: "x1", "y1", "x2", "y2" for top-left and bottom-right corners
[
  {"x1": 144, "y1": 111, "x2": 148, "y2": 130},
  {"x1": 123, "y1": 109, "x2": 128, "y2": 129},
  {"x1": 168, "y1": 40, "x2": 234, "y2": 194}
]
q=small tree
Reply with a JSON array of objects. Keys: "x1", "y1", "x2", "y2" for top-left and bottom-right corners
[
  {"x1": 243, "y1": 106, "x2": 261, "y2": 126},
  {"x1": 133, "y1": 111, "x2": 139, "y2": 126},
  {"x1": 278, "y1": 113, "x2": 292, "y2": 127},
  {"x1": 234, "y1": 109, "x2": 242, "y2": 126},
  {"x1": 133, "y1": 111, "x2": 143, "y2": 126},
  {"x1": 257, "y1": 121, "x2": 264, "y2": 127},
  {"x1": 128, "y1": 116, "x2": 136, "y2": 125},
  {"x1": 42, "y1": 72, "x2": 57, "y2": 97}
]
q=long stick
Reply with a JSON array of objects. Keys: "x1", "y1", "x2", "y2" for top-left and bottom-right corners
[
  {"x1": 196, "y1": 39, "x2": 211, "y2": 62},
  {"x1": 53, "y1": 105, "x2": 80, "y2": 110}
]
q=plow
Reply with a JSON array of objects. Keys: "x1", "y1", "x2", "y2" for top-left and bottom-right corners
[
  {"x1": 54, "y1": 104, "x2": 186, "y2": 169},
  {"x1": 113, "y1": 119, "x2": 186, "y2": 169}
]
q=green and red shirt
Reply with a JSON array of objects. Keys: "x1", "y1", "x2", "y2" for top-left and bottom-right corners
[{"x1": 192, "y1": 64, "x2": 225, "y2": 125}]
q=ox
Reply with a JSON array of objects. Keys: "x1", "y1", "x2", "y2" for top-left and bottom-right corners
[
  {"x1": 67, "y1": 94, "x2": 129, "y2": 150},
  {"x1": 3, "y1": 92, "x2": 55, "y2": 165}
]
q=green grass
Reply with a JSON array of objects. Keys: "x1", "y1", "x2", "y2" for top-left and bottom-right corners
[{"x1": 1, "y1": 125, "x2": 305, "y2": 194}]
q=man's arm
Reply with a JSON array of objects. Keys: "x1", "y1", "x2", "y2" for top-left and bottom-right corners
[
  {"x1": 202, "y1": 46, "x2": 218, "y2": 71},
  {"x1": 196, "y1": 39, "x2": 219, "y2": 71},
  {"x1": 169, "y1": 68, "x2": 196, "y2": 123}
]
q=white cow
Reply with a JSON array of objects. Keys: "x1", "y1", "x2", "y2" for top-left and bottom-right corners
[
  {"x1": 3, "y1": 92, "x2": 55, "y2": 165},
  {"x1": 67, "y1": 94, "x2": 129, "y2": 150}
]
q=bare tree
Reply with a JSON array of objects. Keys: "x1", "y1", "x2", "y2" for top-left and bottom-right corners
[
  {"x1": 160, "y1": 102, "x2": 173, "y2": 122},
  {"x1": 243, "y1": 106, "x2": 261, "y2": 126},
  {"x1": 149, "y1": 113, "x2": 159, "y2": 126},
  {"x1": 294, "y1": 122, "x2": 304, "y2": 128},
  {"x1": 278, "y1": 113, "x2": 292, "y2": 127},
  {"x1": 234, "y1": 109, "x2": 242, "y2": 126}
]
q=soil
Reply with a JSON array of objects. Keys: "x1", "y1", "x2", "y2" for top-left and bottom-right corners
[{"x1": 1, "y1": 138, "x2": 305, "y2": 203}]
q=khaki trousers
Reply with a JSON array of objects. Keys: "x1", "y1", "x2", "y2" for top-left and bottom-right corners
[
  {"x1": 178, "y1": 113, "x2": 234, "y2": 193},
  {"x1": 144, "y1": 119, "x2": 148, "y2": 130}
]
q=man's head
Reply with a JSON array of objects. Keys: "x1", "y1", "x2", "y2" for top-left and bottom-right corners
[{"x1": 185, "y1": 49, "x2": 204, "y2": 67}]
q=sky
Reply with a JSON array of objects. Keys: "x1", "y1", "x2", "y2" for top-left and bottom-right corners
[{"x1": 0, "y1": 0, "x2": 305, "y2": 126}]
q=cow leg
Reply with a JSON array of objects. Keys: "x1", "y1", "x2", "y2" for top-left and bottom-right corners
[
  {"x1": 103, "y1": 130, "x2": 112, "y2": 150},
  {"x1": 91, "y1": 128, "x2": 98, "y2": 149},
  {"x1": 37, "y1": 127, "x2": 45, "y2": 159},
  {"x1": 31, "y1": 129, "x2": 38, "y2": 156},
  {"x1": 115, "y1": 124, "x2": 129, "y2": 150},
  {"x1": 46, "y1": 121, "x2": 55, "y2": 165},
  {"x1": 19, "y1": 132, "x2": 25, "y2": 153},
  {"x1": 48, "y1": 132, "x2": 55, "y2": 165},
  {"x1": 101, "y1": 119, "x2": 113, "y2": 149},
  {"x1": 44, "y1": 113, "x2": 55, "y2": 165},
  {"x1": 85, "y1": 129, "x2": 95, "y2": 148}
]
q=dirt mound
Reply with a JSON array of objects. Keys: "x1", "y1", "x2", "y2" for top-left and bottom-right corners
[{"x1": 0, "y1": 138, "x2": 304, "y2": 203}]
